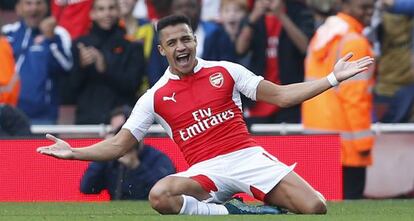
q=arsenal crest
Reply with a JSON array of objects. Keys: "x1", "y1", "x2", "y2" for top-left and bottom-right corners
[{"x1": 209, "y1": 72, "x2": 224, "y2": 88}]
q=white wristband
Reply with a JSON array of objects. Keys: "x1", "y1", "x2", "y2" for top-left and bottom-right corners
[{"x1": 327, "y1": 72, "x2": 339, "y2": 87}]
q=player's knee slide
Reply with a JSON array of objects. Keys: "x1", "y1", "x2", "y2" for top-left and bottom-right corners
[
  {"x1": 308, "y1": 199, "x2": 327, "y2": 214},
  {"x1": 308, "y1": 191, "x2": 327, "y2": 214},
  {"x1": 149, "y1": 189, "x2": 166, "y2": 210},
  {"x1": 149, "y1": 187, "x2": 180, "y2": 214},
  {"x1": 148, "y1": 194, "x2": 170, "y2": 214}
]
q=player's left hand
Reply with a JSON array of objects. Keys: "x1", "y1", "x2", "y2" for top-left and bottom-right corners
[{"x1": 333, "y1": 53, "x2": 374, "y2": 82}]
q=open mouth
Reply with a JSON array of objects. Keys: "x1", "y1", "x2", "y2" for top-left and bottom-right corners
[
  {"x1": 228, "y1": 20, "x2": 238, "y2": 26},
  {"x1": 176, "y1": 53, "x2": 190, "y2": 65},
  {"x1": 29, "y1": 14, "x2": 41, "y2": 21}
]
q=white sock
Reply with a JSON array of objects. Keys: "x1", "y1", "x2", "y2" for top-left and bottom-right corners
[{"x1": 179, "y1": 195, "x2": 229, "y2": 215}]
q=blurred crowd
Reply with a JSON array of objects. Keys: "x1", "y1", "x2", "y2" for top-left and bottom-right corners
[{"x1": 0, "y1": 0, "x2": 413, "y2": 129}]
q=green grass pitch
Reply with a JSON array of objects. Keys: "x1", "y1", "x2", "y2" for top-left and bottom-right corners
[{"x1": 1, "y1": 199, "x2": 413, "y2": 221}]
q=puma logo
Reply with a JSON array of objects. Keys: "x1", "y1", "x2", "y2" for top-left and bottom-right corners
[{"x1": 163, "y1": 92, "x2": 177, "y2": 103}]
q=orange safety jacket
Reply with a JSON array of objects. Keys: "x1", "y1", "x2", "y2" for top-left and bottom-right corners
[
  {"x1": 0, "y1": 36, "x2": 19, "y2": 106},
  {"x1": 302, "y1": 13, "x2": 375, "y2": 167}
]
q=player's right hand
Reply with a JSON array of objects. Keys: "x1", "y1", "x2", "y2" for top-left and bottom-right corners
[{"x1": 36, "y1": 134, "x2": 74, "y2": 159}]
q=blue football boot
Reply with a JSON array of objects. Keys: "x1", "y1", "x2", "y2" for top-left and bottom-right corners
[{"x1": 224, "y1": 198, "x2": 287, "y2": 215}]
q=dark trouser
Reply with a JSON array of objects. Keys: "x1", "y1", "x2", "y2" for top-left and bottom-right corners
[{"x1": 343, "y1": 166, "x2": 366, "y2": 199}]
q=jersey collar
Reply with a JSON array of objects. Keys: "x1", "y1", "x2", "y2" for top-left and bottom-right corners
[{"x1": 165, "y1": 57, "x2": 204, "y2": 80}]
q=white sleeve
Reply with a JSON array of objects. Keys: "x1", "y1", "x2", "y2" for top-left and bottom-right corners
[
  {"x1": 50, "y1": 26, "x2": 73, "y2": 71},
  {"x1": 122, "y1": 91, "x2": 155, "y2": 141},
  {"x1": 225, "y1": 62, "x2": 264, "y2": 101}
]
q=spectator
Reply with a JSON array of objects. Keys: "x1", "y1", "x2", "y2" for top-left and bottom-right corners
[
  {"x1": 119, "y1": 0, "x2": 149, "y2": 37},
  {"x1": 218, "y1": 0, "x2": 248, "y2": 64},
  {"x1": 383, "y1": 0, "x2": 414, "y2": 15},
  {"x1": 80, "y1": 105, "x2": 176, "y2": 200},
  {"x1": 306, "y1": 0, "x2": 338, "y2": 28},
  {"x1": 171, "y1": 0, "x2": 235, "y2": 62},
  {"x1": 363, "y1": 0, "x2": 382, "y2": 57},
  {"x1": 2, "y1": 0, "x2": 73, "y2": 124},
  {"x1": 51, "y1": 0, "x2": 94, "y2": 40},
  {"x1": 68, "y1": 0, "x2": 146, "y2": 124},
  {"x1": 219, "y1": 0, "x2": 247, "y2": 42},
  {"x1": 303, "y1": 0, "x2": 375, "y2": 199},
  {"x1": 236, "y1": 0, "x2": 314, "y2": 124},
  {"x1": 0, "y1": 104, "x2": 32, "y2": 137},
  {"x1": 134, "y1": 0, "x2": 172, "y2": 86},
  {"x1": 118, "y1": 0, "x2": 152, "y2": 95},
  {"x1": 374, "y1": 0, "x2": 414, "y2": 123},
  {"x1": 0, "y1": 34, "x2": 19, "y2": 106}
]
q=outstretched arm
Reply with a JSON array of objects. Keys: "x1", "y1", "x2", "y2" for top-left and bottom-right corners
[
  {"x1": 37, "y1": 129, "x2": 138, "y2": 161},
  {"x1": 257, "y1": 53, "x2": 374, "y2": 107}
]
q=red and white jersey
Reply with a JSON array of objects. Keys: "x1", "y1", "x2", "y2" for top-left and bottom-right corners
[{"x1": 123, "y1": 58, "x2": 263, "y2": 165}]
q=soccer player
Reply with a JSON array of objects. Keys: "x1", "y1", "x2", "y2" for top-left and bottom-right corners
[{"x1": 37, "y1": 15, "x2": 374, "y2": 215}]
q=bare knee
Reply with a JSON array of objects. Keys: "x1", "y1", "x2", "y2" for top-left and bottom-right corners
[
  {"x1": 149, "y1": 176, "x2": 211, "y2": 215},
  {"x1": 303, "y1": 196, "x2": 327, "y2": 214},
  {"x1": 149, "y1": 178, "x2": 181, "y2": 214},
  {"x1": 148, "y1": 183, "x2": 170, "y2": 214},
  {"x1": 310, "y1": 198, "x2": 327, "y2": 214}
]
